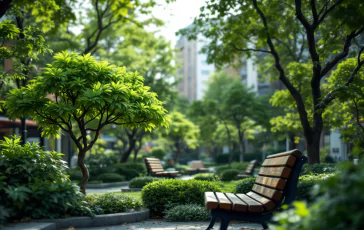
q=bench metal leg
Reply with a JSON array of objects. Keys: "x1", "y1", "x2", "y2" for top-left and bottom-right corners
[
  {"x1": 219, "y1": 218, "x2": 229, "y2": 230},
  {"x1": 206, "y1": 216, "x2": 217, "y2": 229}
]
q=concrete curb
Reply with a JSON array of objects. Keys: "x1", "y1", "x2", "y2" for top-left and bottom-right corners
[
  {"x1": 3, "y1": 222, "x2": 56, "y2": 230},
  {"x1": 43, "y1": 209, "x2": 149, "y2": 229},
  {"x1": 86, "y1": 181, "x2": 129, "y2": 189}
]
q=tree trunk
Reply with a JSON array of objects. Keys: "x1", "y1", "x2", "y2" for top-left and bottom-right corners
[
  {"x1": 289, "y1": 133, "x2": 297, "y2": 149},
  {"x1": 222, "y1": 121, "x2": 232, "y2": 166},
  {"x1": 305, "y1": 131, "x2": 321, "y2": 164},
  {"x1": 77, "y1": 150, "x2": 89, "y2": 194},
  {"x1": 120, "y1": 138, "x2": 136, "y2": 163},
  {"x1": 238, "y1": 130, "x2": 245, "y2": 163}
]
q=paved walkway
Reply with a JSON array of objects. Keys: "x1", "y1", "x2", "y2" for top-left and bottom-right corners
[{"x1": 75, "y1": 220, "x2": 263, "y2": 230}]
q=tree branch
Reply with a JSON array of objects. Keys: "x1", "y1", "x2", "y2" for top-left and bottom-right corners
[
  {"x1": 320, "y1": 28, "x2": 364, "y2": 78},
  {"x1": 353, "y1": 98, "x2": 364, "y2": 132},
  {"x1": 316, "y1": 0, "x2": 344, "y2": 27},
  {"x1": 231, "y1": 44, "x2": 271, "y2": 53}
]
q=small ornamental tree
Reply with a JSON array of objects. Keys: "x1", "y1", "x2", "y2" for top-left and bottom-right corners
[{"x1": 5, "y1": 51, "x2": 168, "y2": 193}]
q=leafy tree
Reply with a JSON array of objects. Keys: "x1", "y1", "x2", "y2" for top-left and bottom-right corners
[
  {"x1": 181, "y1": 0, "x2": 364, "y2": 164},
  {"x1": 162, "y1": 111, "x2": 199, "y2": 162},
  {"x1": 4, "y1": 52, "x2": 168, "y2": 193}
]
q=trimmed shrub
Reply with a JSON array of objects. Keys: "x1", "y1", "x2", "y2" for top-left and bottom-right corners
[
  {"x1": 98, "y1": 173, "x2": 125, "y2": 183},
  {"x1": 142, "y1": 179, "x2": 221, "y2": 216},
  {"x1": 150, "y1": 148, "x2": 166, "y2": 159},
  {"x1": 86, "y1": 193, "x2": 141, "y2": 214},
  {"x1": 0, "y1": 136, "x2": 91, "y2": 222},
  {"x1": 221, "y1": 169, "x2": 240, "y2": 181},
  {"x1": 215, "y1": 162, "x2": 248, "y2": 176},
  {"x1": 301, "y1": 163, "x2": 337, "y2": 175},
  {"x1": 165, "y1": 204, "x2": 210, "y2": 221},
  {"x1": 235, "y1": 177, "x2": 256, "y2": 193},
  {"x1": 194, "y1": 173, "x2": 219, "y2": 181},
  {"x1": 129, "y1": 176, "x2": 160, "y2": 188}
]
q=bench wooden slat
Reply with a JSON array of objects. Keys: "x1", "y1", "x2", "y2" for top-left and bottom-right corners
[
  {"x1": 215, "y1": 192, "x2": 232, "y2": 210},
  {"x1": 266, "y1": 149, "x2": 301, "y2": 159},
  {"x1": 205, "y1": 192, "x2": 219, "y2": 209},
  {"x1": 235, "y1": 194, "x2": 264, "y2": 212},
  {"x1": 255, "y1": 176, "x2": 286, "y2": 190},
  {"x1": 252, "y1": 184, "x2": 283, "y2": 201},
  {"x1": 224, "y1": 193, "x2": 248, "y2": 212},
  {"x1": 246, "y1": 191, "x2": 276, "y2": 211},
  {"x1": 262, "y1": 155, "x2": 296, "y2": 167},
  {"x1": 258, "y1": 166, "x2": 292, "y2": 179}
]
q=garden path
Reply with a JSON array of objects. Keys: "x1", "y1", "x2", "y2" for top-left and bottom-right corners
[{"x1": 74, "y1": 220, "x2": 263, "y2": 229}]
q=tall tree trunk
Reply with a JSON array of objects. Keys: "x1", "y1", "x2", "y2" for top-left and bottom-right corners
[
  {"x1": 305, "y1": 130, "x2": 321, "y2": 165},
  {"x1": 238, "y1": 129, "x2": 245, "y2": 162},
  {"x1": 222, "y1": 121, "x2": 232, "y2": 166},
  {"x1": 77, "y1": 149, "x2": 89, "y2": 194},
  {"x1": 120, "y1": 138, "x2": 136, "y2": 163},
  {"x1": 289, "y1": 133, "x2": 297, "y2": 149}
]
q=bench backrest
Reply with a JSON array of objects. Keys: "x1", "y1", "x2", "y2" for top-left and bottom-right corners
[
  {"x1": 191, "y1": 161, "x2": 205, "y2": 169},
  {"x1": 245, "y1": 160, "x2": 258, "y2": 175},
  {"x1": 252, "y1": 149, "x2": 307, "y2": 206},
  {"x1": 144, "y1": 158, "x2": 164, "y2": 176}
]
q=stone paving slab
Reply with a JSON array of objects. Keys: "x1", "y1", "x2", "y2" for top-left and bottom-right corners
[{"x1": 74, "y1": 220, "x2": 264, "y2": 230}]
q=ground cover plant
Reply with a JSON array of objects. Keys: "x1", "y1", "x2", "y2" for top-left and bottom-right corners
[
  {"x1": 164, "y1": 204, "x2": 210, "y2": 221},
  {"x1": 86, "y1": 192, "x2": 141, "y2": 215},
  {"x1": 129, "y1": 176, "x2": 160, "y2": 189}
]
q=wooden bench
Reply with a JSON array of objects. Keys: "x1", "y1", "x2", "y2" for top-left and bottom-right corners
[
  {"x1": 204, "y1": 149, "x2": 307, "y2": 230},
  {"x1": 186, "y1": 161, "x2": 209, "y2": 175},
  {"x1": 237, "y1": 160, "x2": 258, "y2": 179},
  {"x1": 144, "y1": 158, "x2": 179, "y2": 178}
]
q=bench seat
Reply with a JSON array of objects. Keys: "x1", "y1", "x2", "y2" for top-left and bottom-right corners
[{"x1": 144, "y1": 158, "x2": 180, "y2": 178}]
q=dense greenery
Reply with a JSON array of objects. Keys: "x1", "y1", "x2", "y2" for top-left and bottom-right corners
[
  {"x1": 301, "y1": 163, "x2": 337, "y2": 175},
  {"x1": 142, "y1": 179, "x2": 221, "y2": 216},
  {"x1": 272, "y1": 163, "x2": 364, "y2": 230},
  {"x1": 164, "y1": 204, "x2": 210, "y2": 221},
  {"x1": 215, "y1": 162, "x2": 249, "y2": 176},
  {"x1": 193, "y1": 173, "x2": 218, "y2": 181},
  {"x1": 0, "y1": 137, "x2": 91, "y2": 222},
  {"x1": 97, "y1": 173, "x2": 125, "y2": 183},
  {"x1": 86, "y1": 193, "x2": 141, "y2": 215},
  {"x1": 5, "y1": 52, "x2": 168, "y2": 193}
]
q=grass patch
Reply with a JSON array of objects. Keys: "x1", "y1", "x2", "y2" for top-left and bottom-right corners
[{"x1": 219, "y1": 180, "x2": 241, "y2": 192}]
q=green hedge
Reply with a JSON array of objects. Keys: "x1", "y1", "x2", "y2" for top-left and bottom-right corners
[
  {"x1": 86, "y1": 193, "x2": 141, "y2": 214},
  {"x1": 97, "y1": 173, "x2": 125, "y2": 183},
  {"x1": 215, "y1": 162, "x2": 249, "y2": 176},
  {"x1": 113, "y1": 163, "x2": 145, "y2": 180},
  {"x1": 67, "y1": 168, "x2": 83, "y2": 181},
  {"x1": 129, "y1": 176, "x2": 160, "y2": 188},
  {"x1": 164, "y1": 204, "x2": 210, "y2": 221},
  {"x1": 220, "y1": 169, "x2": 240, "y2": 181},
  {"x1": 235, "y1": 174, "x2": 334, "y2": 202},
  {"x1": 142, "y1": 179, "x2": 222, "y2": 216},
  {"x1": 193, "y1": 173, "x2": 218, "y2": 181},
  {"x1": 235, "y1": 177, "x2": 256, "y2": 193}
]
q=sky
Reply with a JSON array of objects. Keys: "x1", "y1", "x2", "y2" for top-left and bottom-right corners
[{"x1": 150, "y1": 0, "x2": 206, "y2": 46}]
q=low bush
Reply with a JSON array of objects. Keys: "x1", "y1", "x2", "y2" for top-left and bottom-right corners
[
  {"x1": 194, "y1": 173, "x2": 219, "y2": 181},
  {"x1": 142, "y1": 179, "x2": 221, "y2": 216},
  {"x1": 86, "y1": 193, "x2": 141, "y2": 214},
  {"x1": 221, "y1": 169, "x2": 240, "y2": 181},
  {"x1": 215, "y1": 162, "x2": 248, "y2": 176},
  {"x1": 301, "y1": 163, "x2": 337, "y2": 175},
  {"x1": 0, "y1": 136, "x2": 91, "y2": 222},
  {"x1": 164, "y1": 204, "x2": 210, "y2": 221},
  {"x1": 129, "y1": 176, "x2": 160, "y2": 188},
  {"x1": 150, "y1": 148, "x2": 166, "y2": 159},
  {"x1": 235, "y1": 177, "x2": 256, "y2": 193},
  {"x1": 98, "y1": 173, "x2": 125, "y2": 183}
]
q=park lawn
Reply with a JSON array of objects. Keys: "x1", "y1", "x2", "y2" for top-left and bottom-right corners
[{"x1": 219, "y1": 180, "x2": 240, "y2": 192}]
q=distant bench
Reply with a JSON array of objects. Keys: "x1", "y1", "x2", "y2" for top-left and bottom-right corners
[
  {"x1": 204, "y1": 149, "x2": 307, "y2": 230},
  {"x1": 144, "y1": 158, "x2": 179, "y2": 178},
  {"x1": 186, "y1": 161, "x2": 209, "y2": 175},
  {"x1": 237, "y1": 160, "x2": 258, "y2": 179}
]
